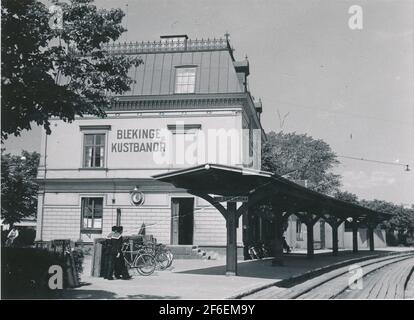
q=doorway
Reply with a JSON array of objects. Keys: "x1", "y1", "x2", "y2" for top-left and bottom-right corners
[{"x1": 171, "y1": 198, "x2": 194, "y2": 245}]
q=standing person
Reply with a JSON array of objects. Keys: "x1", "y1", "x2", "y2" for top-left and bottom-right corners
[
  {"x1": 282, "y1": 236, "x2": 291, "y2": 254},
  {"x1": 104, "y1": 226, "x2": 120, "y2": 280},
  {"x1": 104, "y1": 226, "x2": 130, "y2": 280},
  {"x1": 6, "y1": 226, "x2": 19, "y2": 247},
  {"x1": 113, "y1": 226, "x2": 130, "y2": 280}
]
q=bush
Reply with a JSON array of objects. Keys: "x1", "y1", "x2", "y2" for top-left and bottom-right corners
[
  {"x1": 71, "y1": 248, "x2": 84, "y2": 281},
  {"x1": 1, "y1": 248, "x2": 65, "y2": 299},
  {"x1": 405, "y1": 237, "x2": 414, "y2": 247},
  {"x1": 16, "y1": 228, "x2": 36, "y2": 247}
]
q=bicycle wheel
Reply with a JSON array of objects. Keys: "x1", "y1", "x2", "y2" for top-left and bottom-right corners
[
  {"x1": 165, "y1": 250, "x2": 174, "y2": 268},
  {"x1": 124, "y1": 259, "x2": 140, "y2": 276},
  {"x1": 134, "y1": 254, "x2": 156, "y2": 276},
  {"x1": 155, "y1": 252, "x2": 170, "y2": 270}
]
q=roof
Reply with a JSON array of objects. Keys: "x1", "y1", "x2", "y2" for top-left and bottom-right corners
[
  {"x1": 67, "y1": 36, "x2": 265, "y2": 135},
  {"x1": 122, "y1": 49, "x2": 244, "y2": 96},
  {"x1": 70, "y1": 37, "x2": 246, "y2": 96},
  {"x1": 153, "y1": 163, "x2": 392, "y2": 223}
]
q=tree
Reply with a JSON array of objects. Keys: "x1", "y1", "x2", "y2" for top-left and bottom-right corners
[
  {"x1": 359, "y1": 199, "x2": 414, "y2": 245},
  {"x1": 1, "y1": 0, "x2": 142, "y2": 141},
  {"x1": 333, "y1": 190, "x2": 359, "y2": 204},
  {"x1": 1, "y1": 150, "x2": 40, "y2": 225},
  {"x1": 262, "y1": 131, "x2": 341, "y2": 195}
]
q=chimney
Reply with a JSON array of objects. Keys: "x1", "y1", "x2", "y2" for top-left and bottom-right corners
[
  {"x1": 160, "y1": 34, "x2": 188, "y2": 49},
  {"x1": 234, "y1": 56, "x2": 250, "y2": 92},
  {"x1": 254, "y1": 99, "x2": 263, "y2": 118}
]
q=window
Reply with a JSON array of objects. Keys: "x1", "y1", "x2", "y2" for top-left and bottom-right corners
[
  {"x1": 81, "y1": 198, "x2": 103, "y2": 232},
  {"x1": 175, "y1": 67, "x2": 196, "y2": 93},
  {"x1": 167, "y1": 124, "x2": 202, "y2": 166},
  {"x1": 83, "y1": 133, "x2": 105, "y2": 168}
]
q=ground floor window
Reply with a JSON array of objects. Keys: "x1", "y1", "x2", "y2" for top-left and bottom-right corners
[{"x1": 81, "y1": 197, "x2": 103, "y2": 233}]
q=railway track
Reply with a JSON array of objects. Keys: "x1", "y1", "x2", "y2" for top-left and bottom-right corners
[{"x1": 243, "y1": 252, "x2": 414, "y2": 299}]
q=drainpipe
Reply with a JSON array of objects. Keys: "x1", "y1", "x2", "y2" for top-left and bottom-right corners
[{"x1": 39, "y1": 132, "x2": 48, "y2": 241}]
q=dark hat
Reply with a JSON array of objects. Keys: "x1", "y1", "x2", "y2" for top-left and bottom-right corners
[{"x1": 111, "y1": 226, "x2": 118, "y2": 231}]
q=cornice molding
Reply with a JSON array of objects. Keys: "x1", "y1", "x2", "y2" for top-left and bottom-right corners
[
  {"x1": 37, "y1": 178, "x2": 184, "y2": 193},
  {"x1": 107, "y1": 93, "x2": 248, "y2": 112}
]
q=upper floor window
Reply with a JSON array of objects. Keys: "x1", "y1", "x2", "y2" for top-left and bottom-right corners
[
  {"x1": 81, "y1": 197, "x2": 103, "y2": 232},
  {"x1": 175, "y1": 67, "x2": 196, "y2": 94},
  {"x1": 83, "y1": 133, "x2": 105, "y2": 168}
]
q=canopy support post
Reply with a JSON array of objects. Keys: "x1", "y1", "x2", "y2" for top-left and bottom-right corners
[
  {"x1": 368, "y1": 226, "x2": 375, "y2": 251},
  {"x1": 272, "y1": 212, "x2": 284, "y2": 266},
  {"x1": 367, "y1": 221, "x2": 378, "y2": 252},
  {"x1": 226, "y1": 201, "x2": 238, "y2": 276},
  {"x1": 324, "y1": 216, "x2": 343, "y2": 256},
  {"x1": 352, "y1": 219, "x2": 359, "y2": 253},
  {"x1": 306, "y1": 221, "x2": 315, "y2": 258},
  {"x1": 332, "y1": 225, "x2": 339, "y2": 256},
  {"x1": 296, "y1": 213, "x2": 320, "y2": 259}
]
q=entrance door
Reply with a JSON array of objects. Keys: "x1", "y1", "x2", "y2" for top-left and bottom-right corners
[{"x1": 171, "y1": 198, "x2": 194, "y2": 245}]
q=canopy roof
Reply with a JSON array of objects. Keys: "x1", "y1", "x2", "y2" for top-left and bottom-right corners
[{"x1": 153, "y1": 163, "x2": 392, "y2": 223}]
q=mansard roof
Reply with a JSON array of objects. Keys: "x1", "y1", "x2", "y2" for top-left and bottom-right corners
[{"x1": 98, "y1": 36, "x2": 246, "y2": 96}]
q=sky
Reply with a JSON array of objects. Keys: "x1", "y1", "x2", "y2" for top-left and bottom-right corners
[{"x1": 3, "y1": 0, "x2": 414, "y2": 205}]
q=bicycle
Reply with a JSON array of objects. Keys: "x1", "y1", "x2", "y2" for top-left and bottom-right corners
[
  {"x1": 143, "y1": 243, "x2": 173, "y2": 270},
  {"x1": 121, "y1": 242, "x2": 156, "y2": 276}
]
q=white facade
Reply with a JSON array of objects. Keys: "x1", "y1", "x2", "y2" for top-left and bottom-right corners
[
  {"x1": 36, "y1": 36, "x2": 265, "y2": 247},
  {"x1": 36, "y1": 103, "x2": 263, "y2": 246},
  {"x1": 284, "y1": 215, "x2": 387, "y2": 250}
]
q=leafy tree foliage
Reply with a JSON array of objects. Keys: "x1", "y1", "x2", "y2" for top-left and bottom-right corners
[
  {"x1": 1, "y1": 150, "x2": 40, "y2": 225},
  {"x1": 1, "y1": 0, "x2": 142, "y2": 141},
  {"x1": 333, "y1": 190, "x2": 359, "y2": 204},
  {"x1": 360, "y1": 199, "x2": 414, "y2": 231},
  {"x1": 262, "y1": 131, "x2": 341, "y2": 195},
  {"x1": 359, "y1": 199, "x2": 414, "y2": 245}
]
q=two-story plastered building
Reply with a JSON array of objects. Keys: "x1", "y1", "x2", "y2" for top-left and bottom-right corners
[{"x1": 35, "y1": 35, "x2": 265, "y2": 252}]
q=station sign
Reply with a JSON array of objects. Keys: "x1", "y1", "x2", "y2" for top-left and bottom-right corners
[{"x1": 213, "y1": 196, "x2": 249, "y2": 203}]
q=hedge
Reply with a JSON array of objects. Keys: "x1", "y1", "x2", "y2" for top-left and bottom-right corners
[{"x1": 1, "y1": 247, "x2": 83, "y2": 299}]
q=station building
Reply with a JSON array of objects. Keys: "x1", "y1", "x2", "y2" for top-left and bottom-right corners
[{"x1": 35, "y1": 35, "x2": 386, "y2": 253}]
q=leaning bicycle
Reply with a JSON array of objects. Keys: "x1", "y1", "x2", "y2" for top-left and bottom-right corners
[
  {"x1": 154, "y1": 243, "x2": 174, "y2": 270},
  {"x1": 141, "y1": 243, "x2": 173, "y2": 270},
  {"x1": 122, "y1": 243, "x2": 156, "y2": 276}
]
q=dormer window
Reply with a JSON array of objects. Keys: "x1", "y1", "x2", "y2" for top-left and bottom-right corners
[{"x1": 175, "y1": 67, "x2": 196, "y2": 94}]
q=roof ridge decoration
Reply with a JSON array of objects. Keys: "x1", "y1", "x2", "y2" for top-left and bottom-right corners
[{"x1": 69, "y1": 37, "x2": 234, "y2": 57}]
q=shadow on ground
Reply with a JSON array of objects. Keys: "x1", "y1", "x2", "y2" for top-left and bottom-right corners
[
  {"x1": 58, "y1": 289, "x2": 180, "y2": 300},
  {"x1": 56, "y1": 289, "x2": 119, "y2": 299},
  {"x1": 123, "y1": 294, "x2": 180, "y2": 299}
]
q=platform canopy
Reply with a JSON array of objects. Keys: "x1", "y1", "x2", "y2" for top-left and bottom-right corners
[
  {"x1": 153, "y1": 163, "x2": 391, "y2": 223},
  {"x1": 153, "y1": 163, "x2": 392, "y2": 275}
]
